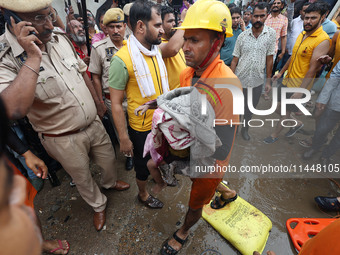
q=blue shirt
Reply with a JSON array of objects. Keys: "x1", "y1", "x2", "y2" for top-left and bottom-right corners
[
  {"x1": 245, "y1": 23, "x2": 252, "y2": 30},
  {"x1": 220, "y1": 28, "x2": 243, "y2": 66},
  {"x1": 317, "y1": 61, "x2": 340, "y2": 112},
  {"x1": 322, "y1": 19, "x2": 337, "y2": 39}
]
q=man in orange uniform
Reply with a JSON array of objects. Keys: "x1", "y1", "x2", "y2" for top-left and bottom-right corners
[{"x1": 160, "y1": 0, "x2": 242, "y2": 254}]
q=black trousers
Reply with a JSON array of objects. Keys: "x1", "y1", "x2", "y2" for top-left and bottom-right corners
[{"x1": 128, "y1": 126, "x2": 151, "y2": 181}]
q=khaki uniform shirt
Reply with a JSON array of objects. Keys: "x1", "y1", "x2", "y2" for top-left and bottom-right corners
[
  {"x1": 124, "y1": 26, "x2": 132, "y2": 40},
  {"x1": 88, "y1": 37, "x2": 122, "y2": 94},
  {"x1": 0, "y1": 27, "x2": 97, "y2": 134}
]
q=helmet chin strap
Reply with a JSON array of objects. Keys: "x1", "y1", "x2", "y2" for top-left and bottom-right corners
[{"x1": 195, "y1": 33, "x2": 223, "y2": 70}]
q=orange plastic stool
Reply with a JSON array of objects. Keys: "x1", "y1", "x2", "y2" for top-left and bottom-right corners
[{"x1": 286, "y1": 218, "x2": 336, "y2": 251}]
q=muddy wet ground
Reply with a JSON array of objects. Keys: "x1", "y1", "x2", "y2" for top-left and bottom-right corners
[{"x1": 35, "y1": 96, "x2": 340, "y2": 255}]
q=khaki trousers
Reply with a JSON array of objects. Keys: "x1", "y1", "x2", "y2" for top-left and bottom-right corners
[{"x1": 40, "y1": 117, "x2": 117, "y2": 212}]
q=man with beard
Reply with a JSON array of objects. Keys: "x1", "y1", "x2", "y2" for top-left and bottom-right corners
[
  {"x1": 66, "y1": 19, "x2": 91, "y2": 77},
  {"x1": 0, "y1": 0, "x2": 130, "y2": 231},
  {"x1": 159, "y1": 5, "x2": 186, "y2": 89},
  {"x1": 230, "y1": 3, "x2": 276, "y2": 141},
  {"x1": 220, "y1": 7, "x2": 245, "y2": 66},
  {"x1": 265, "y1": 0, "x2": 288, "y2": 65},
  {"x1": 109, "y1": 1, "x2": 175, "y2": 209},
  {"x1": 89, "y1": 8, "x2": 134, "y2": 171},
  {"x1": 74, "y1": 9, "x2": 99, "y2": 44},
  {"x1": 264, "y1": 2, "x2": 330, "y2": 144}
]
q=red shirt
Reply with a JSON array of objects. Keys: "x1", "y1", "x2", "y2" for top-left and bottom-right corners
[{"x1": 72, "y1": 41, "x2": 91, "y2": 78}]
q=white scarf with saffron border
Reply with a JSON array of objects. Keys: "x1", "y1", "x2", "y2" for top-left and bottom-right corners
[{"x1": 127, "y1": 34, "x2": 169, "y2": 98}]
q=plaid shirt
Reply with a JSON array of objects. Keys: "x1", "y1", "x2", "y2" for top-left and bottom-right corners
[{"x1": 265, "y1": 13, "x2": 288, "y2": 53}]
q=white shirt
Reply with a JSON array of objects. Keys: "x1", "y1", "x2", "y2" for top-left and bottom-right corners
[
  {"x1": 233, "y1": 25, "x2": 276, "y2": 88},
  {"x1": 287, "y1": 16, "x2": 304, "y2": 55}
]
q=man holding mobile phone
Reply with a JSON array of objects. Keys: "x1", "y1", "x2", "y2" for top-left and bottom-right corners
[{"x1": 0, "y1": 0, "x2": 130, "y2": 233}]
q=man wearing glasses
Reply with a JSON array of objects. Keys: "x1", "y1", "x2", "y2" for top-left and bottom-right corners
[{"x1": 0, "y1": 0, "x2": 130, "y2": 232}]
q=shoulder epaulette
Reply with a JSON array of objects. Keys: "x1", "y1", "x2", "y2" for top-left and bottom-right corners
[
  {"x1": 53, "y1": 27, "x2": 66, "y2": 34},
  {"x1": 0, "y1": 35, "x2": 10, "y2": 60},
  {"x1": 92, "y1": 39, "x2": 107, "y2": 49}
]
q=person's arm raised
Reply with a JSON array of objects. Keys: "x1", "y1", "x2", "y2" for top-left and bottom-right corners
[{"x1": 1, "y1": 17, "x2": 42, "y2": 119}]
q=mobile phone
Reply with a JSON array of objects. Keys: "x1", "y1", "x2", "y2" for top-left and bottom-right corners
[
  {"x1": 3, "y1": 9, "x2": 36, "y2": 35},
  {"x1": 3, "y1": 9, "x2": 23, "y2": 27}
]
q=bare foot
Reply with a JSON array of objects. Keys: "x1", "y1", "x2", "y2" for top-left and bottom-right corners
[
  {"x1": 151, "y1": 182, "x2": 167, "y2": 194},
  {"x1": 43, "y1": 240, "x2": 69, "y2": 254}
]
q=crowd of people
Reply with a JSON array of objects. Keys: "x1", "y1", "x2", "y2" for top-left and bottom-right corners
[{"x1": 0, "y1": 0, "x2": 339, "y2": 254}]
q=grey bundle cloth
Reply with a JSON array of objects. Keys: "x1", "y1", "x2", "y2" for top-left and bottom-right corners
[{"x1": 156, "y1": 87, "x2": 221, "y2": 178}]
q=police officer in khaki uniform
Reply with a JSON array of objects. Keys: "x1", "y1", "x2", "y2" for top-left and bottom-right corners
[
  {"x1": 89, "y1": 8, "x2": 126, "y2": 116},
  {"x1": 89, "y1": 8, "x2": 133, "y2": 170},
  {"x1": 0, "y1": 0, "x2": 130, "y2": 231}
]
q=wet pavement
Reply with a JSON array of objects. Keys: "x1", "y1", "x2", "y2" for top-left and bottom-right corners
[{"x1": 35, "y1": 96, "x2": 340, "y2": 255}]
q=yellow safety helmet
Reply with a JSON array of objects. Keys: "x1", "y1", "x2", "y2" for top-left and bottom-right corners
[{"x1": 176, "y1": 0, "x2": 233, "y2": 38}]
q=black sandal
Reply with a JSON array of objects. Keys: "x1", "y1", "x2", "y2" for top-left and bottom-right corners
[
  {"x1": 210, "y1": 194, "x2": 238, "y2": 209},
  {"x1": 160, "y1": 230, "x2": 188, "y2": 255}
]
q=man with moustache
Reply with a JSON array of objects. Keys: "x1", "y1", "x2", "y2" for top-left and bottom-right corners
[
  {"x1": 264, "y1": 2, "x2": 330, "y2": 144},
  {"x1": 230, "y1": 3, "x2": 276, "y2": 141},
  {"x1": 89, "y1": 8, "x2": 134, "y2": 171},
  {"x1": 109, "y1": 1, "x2": 175, "y2": 209},
  {"x1": 265, "y1": 0, "x2": 288, "y2": 64},
  {"x1": 0, "y1": 0, "x2": 130, "y2": 231}
]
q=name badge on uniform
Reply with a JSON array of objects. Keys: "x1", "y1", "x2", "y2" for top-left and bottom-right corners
[{"x1": 106, "y1": 48, "x2": 114, "y2": 62}]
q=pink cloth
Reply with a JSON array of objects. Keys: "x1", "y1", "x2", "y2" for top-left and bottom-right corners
[
  {"x1": 91, "y1": 32, "x2": 107, "y2": 45},
  {"x1": 143, "y1": 108, "x2": 194, "y2": 166}
]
